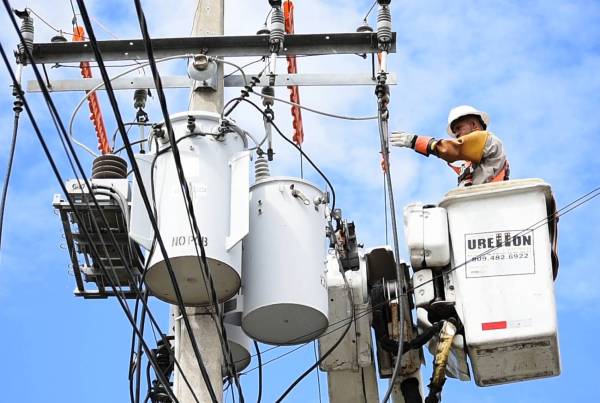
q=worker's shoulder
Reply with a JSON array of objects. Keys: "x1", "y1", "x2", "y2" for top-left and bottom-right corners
[{"x1": 482, "y1": 130, "x2": 502, "y2": 141}]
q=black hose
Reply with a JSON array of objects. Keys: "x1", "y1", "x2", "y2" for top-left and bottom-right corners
[
  {"x1": 253, "y1": 341, "x2": 262, "y2": 403},
  {"x1": 400, "y1": 377, "x2": 423, "y2": 403}
]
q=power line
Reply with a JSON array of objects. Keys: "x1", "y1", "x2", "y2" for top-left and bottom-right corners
[
  {"x1": 0, "y1": 85, "x2": 22, "y2": 252},
  {"x1": 222, "y1": 96, "x2": 337, "y2": 213},
  {"x1": 0, "y1": 38, "x2": 181, "y2": 403},
  {"x1": 0, "y1": 36, "x2": 203, "y2": 403},
  {"x1": 129, "y1": 0, "x2": 245, "y2": 401},
  {"x1": 2, "y1": 4, "x2": 202, "y2": 401},
  {"x1": 313, "y1": 341, "x2": 323, "y2": 403},
  {"x1": 363, "y1": 1, "x2": 378, "y2": 22},
  {"x1": 26, "y1": 7, "x2": 80, "y2": 38},
  {"x1": 253, "y1": 91, "x2": 379, "y2": 121},
  {"x1": 253, "y1": 341, "x2": 263, "y2": 403},
  {"x1": 74, "y1": 0, "x2": 221, "y2": 401}
]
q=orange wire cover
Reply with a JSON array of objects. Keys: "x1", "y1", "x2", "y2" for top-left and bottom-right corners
[
  {"x1": 73, "y1": 25, "x2": 110, "y2": 154},
  {"x1": 284, "y1": 1, "x2": 305, "y2": 145}
]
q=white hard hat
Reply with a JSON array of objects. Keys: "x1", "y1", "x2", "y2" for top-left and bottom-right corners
[{"x1": 446, "y1": 105, "x2": 490, "y2": 137}]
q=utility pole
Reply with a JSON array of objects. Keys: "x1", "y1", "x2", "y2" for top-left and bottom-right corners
[
  {"x1": 189, "y1": 0, "x2": 224, "y2": 114},
  {"x1": 172, "y1": 1, "x2": 225, "y2": 402}
]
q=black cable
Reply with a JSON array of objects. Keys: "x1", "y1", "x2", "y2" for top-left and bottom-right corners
[
  {"x1": 130, "y1": 2, "x2": 245, "y2": 400},
  {"x1": 312, "y1": 341, "x2": 323, "y2": 403},
  {"x1": 0, "y1": 89, "x2": 22, "y2": 251},
  {"x1": 378, "y1": 108, "x2": 405, "y2": 403},
  {"x1": 253, "y1": 341, "x2": 262, "y2": 403},
  {"x1": 383, "y1": 173, "x2": 388, "y2": 244},
  {"x1": 25, "y1": 7, "x2": 79, "y2": 38},
  {"x1": 363, "y1": 0, "x2": 378, "y2": 21},
  {"x1": 222, "y1": 96, "x2": 337, "y2": 213},
  {"x1": 224, "y1": 57, "x2": 265, "y2": 79},
  {"x1": 134, "y1": 290, "x2": 149, "y2": 403},
  {"x1": 145, "y1": 360, "x2": 152, "y2": 403},
  {"x1": 224, "y1": 72, "x2": 265, "y2": 117},
  {"x1": 129, "y1": 291, "x2": 142, "y2": 403},
  {"x1": 113, "y1": 138, "x2": 148, "y2": 155},
  {"x1": 10, "y1": 0, "x2": 136, "y2": 334},
  {"x1": 111, "y1": 122, "x2": 153, "y2": 152},
  {"x1": 2, "y1": 6, "x2": 199, "y2": 401},
  {"x1": 68, "y1": 0, "x2": 78, "y2": 26},
  {"x1": 360, "y1": 368, "x2": 368, "y2": 403},
  {"x1": 0, "y1": 39, "x2": 180, "y2": 403},
  {"x1": 7, "y1": 4, "x2": 135, "y2": 308},
  {"x1": 73, "y1": 1, "x2": 220, "y2": 401},
  {"x1": 275, "y1": 267, "x2": 355, "y2": 402}
]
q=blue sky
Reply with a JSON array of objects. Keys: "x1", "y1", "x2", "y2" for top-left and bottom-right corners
[{"x1": 0, "y1": 0, "x2": 599, "y2": 402}]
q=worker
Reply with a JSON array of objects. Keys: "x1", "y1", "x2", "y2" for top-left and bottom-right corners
[{"x1": 390, "y1": 105, "x2": 509, "y2": 186}]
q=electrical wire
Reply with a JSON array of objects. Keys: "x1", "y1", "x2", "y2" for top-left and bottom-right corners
[
  {"x1": 54, "y1": 61, "x2": 154, "y2": 68},
  {"x1": 0, "y1": 38, "x2": 181, "y2": 403},
  {"x1": 378, "y1": 110, "x2": 406, "y2": 403},
  {"x1": 7, "y1": 4, "x2": 202, "y2": 402},
  {"x1": 274, "y1": 264, "x2": 355, "y2": 403},
  {"x1": 8, "y1": 1, "x2": 135, "y2": 324},
  {"x1": 113, "y1": 139, "x2": 149, "y2": 155},
  {"x1": 111, "y1": 122, "x2": 154, "y2": 153},
  {"x1": 134, "y1": 1, "x2": 244, "y2": 391},
  {"x1": 224, "y1": 57, "x2": 265, "y2": 79},
  {"x1": 253, "y1": 91, "x2": 379, "y2": 121},
  {"x1": 313, "y1": 341, "x2": 323, "y2": 403},
  {"x1": 0, "y1": 45, "x2": 202, "y2": 401},
  {"x1": 0, "y1": 90, "x2": 22, "y2": 252},
  {"x1": 223, "y1": 64, "x2": 270, "y2": 117},
  {"x1": 26, "y1": 7, "x2": 80, "y2": 38},
  {"x1": 383, "y1": 173, "x2": 389, "y2": 244},
  {"x1": 129, "y1": 293, "x2": 142, "y2": 403},
  {"x1": 1, "y1": 10, "x2": 201, "y2": 401},
  {"x1": 68, "y1": 54, "x2": 191, "y2": 157},
  {"x1": 129, "y1": 1, "x2": 244, "y2": 401},
  {"x1": 222, "y1": 96, "x2": 337, "y2": 213},
  {"x1": 74, "y1": 0, "x2": 219, "y2": 401},
  {"x1": 363, "y1": 1, "x2": 378, "y2": 21},
  {"x1": 212, "y1": 57, "x2": 249, "y2": 86},
  {"x1": 253, "y1": 341, "x2": 262, "y2": 403}
]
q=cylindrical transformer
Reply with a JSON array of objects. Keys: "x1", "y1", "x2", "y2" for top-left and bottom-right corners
[
  {"x1": 242, "y1": 177, "x2": 329, "y2": 345},
  {"x1": 145, "y1": 112, "x2": 248, "y2": 306}
]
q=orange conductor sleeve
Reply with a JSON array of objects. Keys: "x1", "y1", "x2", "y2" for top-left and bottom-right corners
[
  {"x1": 284, "y1": 1, "x2": 305, "y2": 145},
  {"x1": 73, "y1": 26, "x2": 110, "y2": 154}
]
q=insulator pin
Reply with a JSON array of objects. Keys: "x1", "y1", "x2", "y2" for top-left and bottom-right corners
[
  {"x1": 255, "y1": 155, "x2": 271, "y2": 181},
  {"x1": 269, "y1": 6, "x2": 285, "y2": 53},
  {"x1": 133, "y1": 89, "x2": 148, "y2": 109},
  {"x1": 92, "y1": 155, "x2": 128, "y2": 179},
  {"x1": 15, "y1": 10, "x2": 34, "y2": 64},
  {"x1": 261, "y1": 86, "x2": 275, "y2": 107}
]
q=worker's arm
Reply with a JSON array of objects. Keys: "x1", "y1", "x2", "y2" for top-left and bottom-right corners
[{"x1": 390, "y1": 131, "x2": 489, "y2": 163}]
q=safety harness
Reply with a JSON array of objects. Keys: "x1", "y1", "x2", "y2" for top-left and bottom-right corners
[{"x1": 447, "y1": 160, "x2": 510, "y2": 186}]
